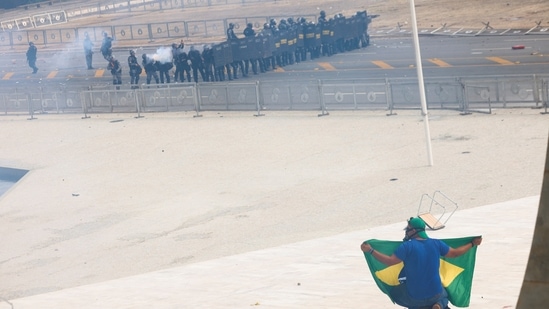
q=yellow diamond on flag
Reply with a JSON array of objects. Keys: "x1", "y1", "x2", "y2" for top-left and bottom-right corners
[
  {"x1": 375, "y1": 262, "x2": 403, "y2": 286},
  {"x1": 440, "y1": 259, "x2": 464, "y2": 287}
]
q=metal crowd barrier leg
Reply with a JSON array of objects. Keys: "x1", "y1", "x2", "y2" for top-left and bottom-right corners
[
  {"x1": 254, "y1": 81, "x2": 264, "y2": 117},
  {"x1": 318, "y1": 79, "x2": 329, "y2": 117},
  {"x1": 135, "y1": 87, "x2": 144, "y2": 119},
  {"x1": 193, "y1": 83, "x2": 202, "y2": 118},
  {"x1": 385, "y1": 78, "x2": 396, "y2": 116},
  {"x1": 27, "y1": 92, "x2": 36, "y2": 120}
]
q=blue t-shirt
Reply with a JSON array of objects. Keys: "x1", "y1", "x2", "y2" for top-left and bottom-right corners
[{"x1": 394, "y1": 238, "x2": 450, "y2": 300}]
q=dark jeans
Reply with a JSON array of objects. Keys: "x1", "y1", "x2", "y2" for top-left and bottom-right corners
[
  {"x1": 390, "y1": 283, "x2": 448, "y2": 309},
  {"x1": 28, "y1": 59, "x2": 38, "y2": 72},
  {"x1": 85, "y1": 51, "x2": 93, "y2": 69}
]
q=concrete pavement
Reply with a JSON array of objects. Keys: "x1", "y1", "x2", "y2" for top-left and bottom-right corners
[{"x1": 6, "y1": 195, "x2": 538, "y2": 309}]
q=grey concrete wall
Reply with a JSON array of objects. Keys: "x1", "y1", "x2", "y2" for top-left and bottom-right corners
[{"x1": 517, "y1": 133, "x2": 549, "y2": 308}]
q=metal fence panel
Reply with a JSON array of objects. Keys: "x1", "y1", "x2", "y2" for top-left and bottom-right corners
[
  {"x1": 500, "y1": 78, "x2": 538, "y2": 106},
  {"x1": 65, "y1": 4, "x2": 101, "y2": 19},
  {"x1": 2, "y1": 75, "x2": 549, "y2": 117},
  {"x1": 260, "y1": 80, "x2": 322, "y2": 111},
  {"x1": 160, "y1": 0, "x2": 183, "y2": 9},
  {"x1": 59, "y1": 90, "x2": 84, "y2": 113},
  {"x1": 424, "y1": 81, "x2": 462, "y2": 109},
  {"x1": 180, "y1": 0, "x2": 212, "y2": 8},
  {"x1": 199, "y1": 83, "x2": 257, "y2": 111},
  {"x1": 461, "y1": 77, "x2": 539, "y2": 109},
  {"x1": 186, "y1": 20, "x2": 209, "y2": 38},
  {"x1": 462, "y1": 79, "x2": 499, "y2": 109},
  {"x1": 27, "y1": 30, "x2": 46, "y2": 45},
  {"x1": 1, "y1": 20, "x2": 19, "y2": 32},
  {"x1": 149, "y1": 23, "x2": 172, "y2": 40},
  {"x1": 33, "y1": 13, "x2": 53, "y2": 28},
  {"x1": 111, "y1": 0, "x2": 131, "y2": 13},
  {"x1": 28, "y1": 87, "x2": 60, "y2": 113},
  {"x1": 0, "y1": 31, "x2": 10, "y2": 46},
  {"x1": 43, "y1": 29, "x2": 63, "y2": 44},
  {"x1": 166, "y1": 22, "x2": 187, "y2": 38},
  {"x1": 83, "y1": 88, "x2": 138, "y2": 113},
  {"x1": 140, "y1": 85, "x2": 196, "y2": 112},
  {"x1": 321, "y1": 82, "x2": 389, "y2": 110},
  {"x1": 389, "y1": 82, "x2": 421, "y2": 109},
  {"x1": 15, "y1": 17, "x2": 35, "y2": 31},
  {"x1": 203, "y1": 20, "x2": 225, "y2": 38},
  {"x1": 99, "y1": 1, "x2": 117, "y2": 13},
  {"x1": 0, "y1": 91, "x2": 31, "y2": 115},
  {"x1": 113, "y1": 24, "x2": 136, "y2": 41}
]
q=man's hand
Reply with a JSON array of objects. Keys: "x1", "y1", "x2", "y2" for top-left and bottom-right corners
[
  {"x1": 472, "y1": 236, "x2": 483, "y2": 246},
  {"x1": 360, "y1": 242, "x2": 371, "y2": 252}
]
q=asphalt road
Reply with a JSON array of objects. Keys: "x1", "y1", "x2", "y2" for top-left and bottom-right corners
[{"x1": 1, "y1": 34, "x2": 548, "y2": 90}]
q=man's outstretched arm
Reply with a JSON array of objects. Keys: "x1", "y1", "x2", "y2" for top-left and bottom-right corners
[
  {"x1": 361, "y1": 242, "x2": 402, "y2": 266},
  {"x1": 445, "y1": 236, "x2": 483, "y2": 258}
]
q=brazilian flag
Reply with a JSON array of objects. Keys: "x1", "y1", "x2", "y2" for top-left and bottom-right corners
[{"x1": 363, "y1": 237, "x2": 479, "y2": 307}]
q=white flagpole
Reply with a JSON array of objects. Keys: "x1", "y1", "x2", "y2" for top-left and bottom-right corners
[{"x1": 409, "y1": 0, "x2": 434, "y2": 166}]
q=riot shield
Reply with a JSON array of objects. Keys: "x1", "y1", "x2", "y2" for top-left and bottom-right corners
[
  {"x1": 230, "y1": 38, "x2": 248, "y2": 62},
  {"x1": 213, "y1": 41, "x2": 233, "y2": 67}
]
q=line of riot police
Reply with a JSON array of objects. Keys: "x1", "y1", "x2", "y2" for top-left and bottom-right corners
[
  {"x1": 207, "y1": 10, "x2": 370, "y2": 81},
  {"x1": 91, "y1": 10, "x2": 370, "y2": 86}
]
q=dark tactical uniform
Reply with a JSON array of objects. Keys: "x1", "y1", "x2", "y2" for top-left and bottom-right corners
[
  {"x1": 174, "y1": 43, "x2": 192, "y2": 83},
  {"x1": 26, "y1": 42, "x2": 38, "y2": 74},
  {"x1": 243, "y1": 23, "x2": 258, "y2": 75},
  {"x1": 107, "y1": 56, "x2": 122, "y2": 89},
  {"x1": 172, "y1": 43, "x2": 182, "y2": 82},
  {"x1": 189, "y1": 46, "x2": 207, "y2": 82},
  {"x1": 318, "y1": 11, "x2": 332, "y2": 57},
  {"x1": 100, "y1": 32, "x2": 113, "y2": 61},
  {"x1": 128, "y1": 50, "x2": 141, "y2": 88},
  {"x1": 158, "y1": 60, "x2": 173, "y2": 84},
  {"x1": 142, "y1": 54, "x2": 160, "y2": 85},
  {"x1": 259, "y1": 23, "x2": 274, "y2": 71},
  {"x1": 227, "y1": 23, "x2": 245, "y2": 79},
  {"x1": 202, "y1": 45, "x2": 215, "y2": 82}
]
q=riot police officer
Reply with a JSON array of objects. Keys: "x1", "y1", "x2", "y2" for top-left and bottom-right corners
[
  {"x1": 158, "y1": 59, "x2": 173, "y2": 84},
  {"x1": 128, "y1": 50, "x2": 141, "y2": 88},
  {"x1": 243, "y1": 23, "x2": 258, "y2": 75},
  {"x1": 227, "y1": 23, "x2": 238, "y2": 40},
  {"x1": 26, "y1": 42, "x2": 38, "y2": 74},
  {"x1": 142, "y1": 54, "x2": 160, "y2": 85},
  {"x1": 189, "y1": 45, "x2": 207, "y2": 83},
  {"x1": 174, "y1": 43, "x2": 192, "y2": 83},
  {"x1": 100, "y1": 32, "x2": 113, "y2": 61},
  {"x1": 202, "y1": 45, "x2": 215, "y2": 82},
  {"x1": 107, "y1": 55, "x2": 122, "y2": 89},
  {"x1": 243, "y1": 22, "x2": 255, "y2": 37}
]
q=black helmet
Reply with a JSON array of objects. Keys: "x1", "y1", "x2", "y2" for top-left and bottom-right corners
[
  {"x1": 229, "y1": 23, "x2": 234, "y2": 28},
  {"x1": 247, "y1": 23, "x2": 253, "y2": 28},
  {"x1": 129, "y1": 50, "x2": 135, "y2": 54},
  {"x1": 320, "y1": 10, "x2": 326, "y2": 17}
]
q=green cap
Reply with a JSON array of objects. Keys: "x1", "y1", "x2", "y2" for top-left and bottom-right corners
[{"x1": 408, "y1": 217, "x2": 428, "y2": 239}]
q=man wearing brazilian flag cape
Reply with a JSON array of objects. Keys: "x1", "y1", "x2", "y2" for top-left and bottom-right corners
[{"x1": 361, "y1": 217, "x2": 482, "y2": 309}]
